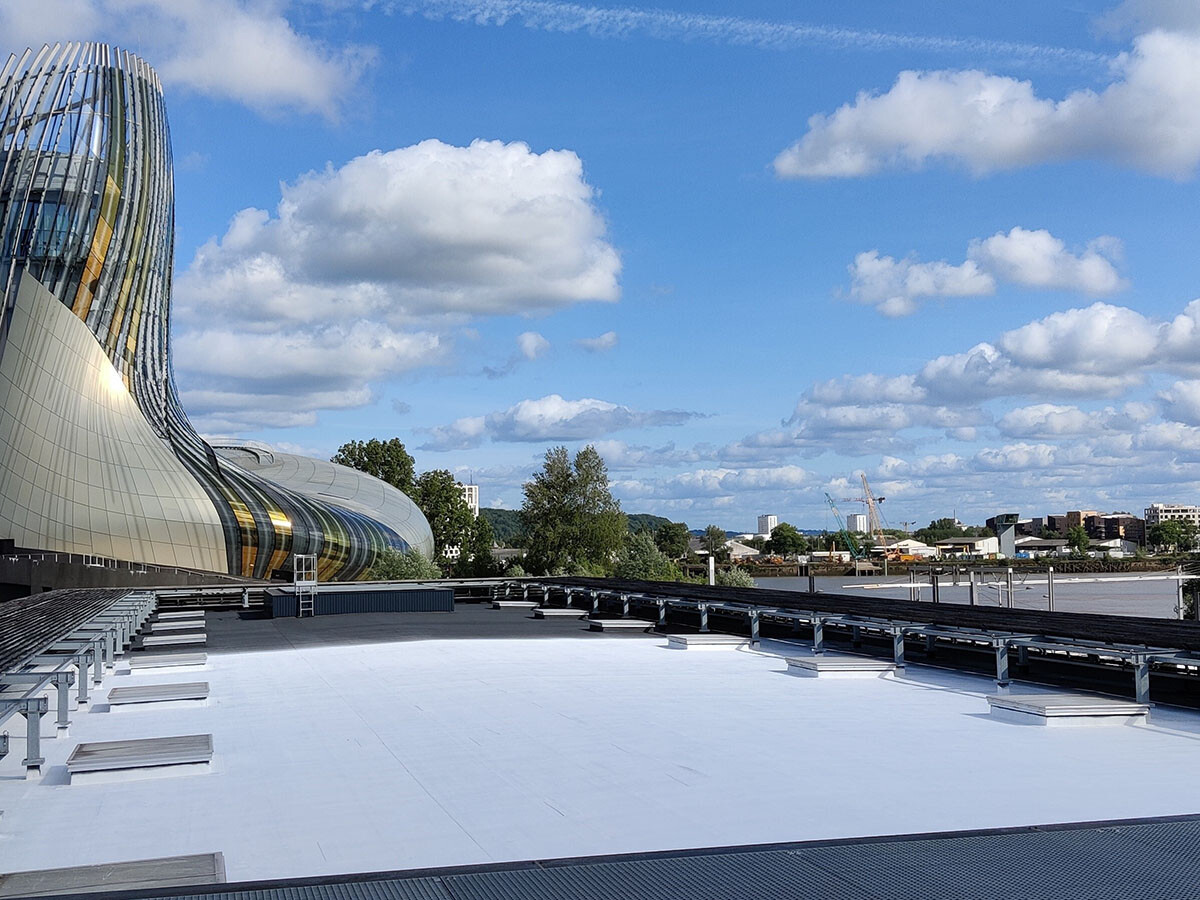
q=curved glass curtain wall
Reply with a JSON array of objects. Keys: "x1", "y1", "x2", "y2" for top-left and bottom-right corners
[{"x1": 0, "y1": 43, "x2": 410, "y2": 579}]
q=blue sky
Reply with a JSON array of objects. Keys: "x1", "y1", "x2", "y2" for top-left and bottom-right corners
[{"x1": 7, "y1": 0, "x2": 1200, "y2": 531}]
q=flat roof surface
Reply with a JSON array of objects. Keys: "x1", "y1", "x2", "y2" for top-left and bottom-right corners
[{"x1": 5, "y1": 608, "x2": 1200, "y2": 885}]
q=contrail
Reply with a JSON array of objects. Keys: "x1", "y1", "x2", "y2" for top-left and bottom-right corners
[{"x1": 386, "y1": 0, "x2": 1108, "y2": 69}]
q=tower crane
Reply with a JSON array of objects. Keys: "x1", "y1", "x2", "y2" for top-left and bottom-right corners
[{"x1": 839, "y1": 474, "x2": 890, "y2": 553}]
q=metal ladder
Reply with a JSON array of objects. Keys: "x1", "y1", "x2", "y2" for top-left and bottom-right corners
[{"x1": 294, "y1": 554, "x2": 317, "y2": 617}]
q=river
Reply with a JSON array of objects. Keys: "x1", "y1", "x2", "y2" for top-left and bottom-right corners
[{"x1": 756, "y1": 573, "x2": 1183, "y2": 619}]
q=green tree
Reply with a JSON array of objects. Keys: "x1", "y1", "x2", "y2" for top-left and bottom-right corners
[
  {"x1": 1149, "y1": 520, "x2": 1197, "y2": 552},
  {"x1": 654, "y1": 521, "x2": 692, "y2": 559},
  {"x1": 573, "y1": 445, "x2": 627, "y2": 564},
  {"x1": 702, "y1": 524, "x2": 727, "y2": 556},
  {"x1": 766, "y1": 522, "x2": 807, "y2": 556},
  {"x1": 1067, "y1": 525, "x2": 1091, "y2": 555},
  {"x1": 412, "y1": 469, "x2": 474, "y2": 561},
  {"x1": 614, "y1": 532, "x2": 682, "y2": 581},
  {"x1": 521, "y1": 445, "x2": 627, "y2": 574},
  {"x1": 331, "y1": 438, "x2": 415, "y2": 495},
  {"x1": 715, "y1": 567, "x2": 757, "y2": 588},
  {"x1": 459, "y1": 515, "x2": 498, "y2": 576},
  {"x1": 367, "y1": 547, "x2": 441, "y2": 580},
  {"x1": 913, "y1": 518, "x2": 969, "y2": 544}
]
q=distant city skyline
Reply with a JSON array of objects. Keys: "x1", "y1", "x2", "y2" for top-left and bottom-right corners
[{"x1": 6, "y1": 1, "x2": 1200, "y2": 530}]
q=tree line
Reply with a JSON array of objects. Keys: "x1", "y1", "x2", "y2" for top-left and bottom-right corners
[
  {"x1": 330, "y1": 438, "x2": 495, "y2": 579},
  {"x1": 332, "y1": 438, "x2": 765, "y2": 587}
]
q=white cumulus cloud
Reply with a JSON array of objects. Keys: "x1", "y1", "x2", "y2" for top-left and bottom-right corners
[
  {"x1": 420, "y1": 395, "x2": 699, "y2": 450},
  {"x1": 774, "y1": 30, "x2": 1200, "y2": 179},
  {"x1": 997, "y1": 303, "x2": 1158, "y2": 375},
  {"x1": 577, "y1": 330, "x2": 619, "y2": 352},
  {"x1": 175, "y1": 139, "x2": 620, "y2": 427},
  {"x1": 517, "y1": 331, "x2": 551, "y2": 360},
  {"x1": 847, "y1": 252, "x2": 992, "y2": 317},
  {"x1": 0, "y1": 0, "x2": 373, "y2": 117},
  {"x1": 847, "y1": 227, "x2": 1126, "y2": 316}
]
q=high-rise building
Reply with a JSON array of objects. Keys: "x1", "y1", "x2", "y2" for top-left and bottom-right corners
[
  {"x1": 0, "y1": 43, "x2": 433, "y2": 579},
  {"x1": 1145, "y1": 503, "x2": 1200, "y2": 528},
  {"x1": 757, "y1": 514, "x2": 778, "y2": 536},
  {"x1": 846, "y1": 513, "x2": 869, "y2": 533},
  {"x1": 460, "y1": 483, "x2": 480, "y2": 518}
]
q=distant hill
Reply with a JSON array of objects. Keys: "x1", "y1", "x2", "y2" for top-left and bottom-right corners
[
  {"x1": 481, "y1": 508, "x2": 673, "y2": 546},
  {"x1": 480, "y1": 508, "x2": 524, "y2": 546},
  {"x1": 627, "y1": 513, "x2": 671, "y2": 534}
]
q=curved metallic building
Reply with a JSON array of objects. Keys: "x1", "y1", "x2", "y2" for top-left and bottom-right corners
[{"x1": 0, "y1": 43, "x2": 433, "y2": 579}]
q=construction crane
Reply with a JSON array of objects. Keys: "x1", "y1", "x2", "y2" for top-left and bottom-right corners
[
  {"x1": 839, "y1": 474, "x2": 889, "y2": 552},
  {"x1": 859, "y1": 474, "x2": 888, "y2": 549},
  {"x1": 824, "y1": 492, "x2": 863, "y2": 561}
]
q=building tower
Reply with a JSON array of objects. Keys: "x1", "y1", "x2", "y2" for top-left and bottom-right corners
[{"x1": 0, "y1": 43, "x2": 432, "y2": 578}]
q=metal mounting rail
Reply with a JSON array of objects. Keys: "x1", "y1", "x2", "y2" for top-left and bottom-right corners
[
  {"x1": 0, "y1": 589, "x2": 156, "y2": 776},
  {"x1": 516, "y1": 578, "x2": 1200, "y2": 707}
]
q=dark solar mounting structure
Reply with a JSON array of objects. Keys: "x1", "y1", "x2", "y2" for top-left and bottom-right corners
[
  {"x1": 0, "y1": 587, "x2": 133, "y2": 672},
  {"x1": 45, "y1": 814, "x2": 1200, "y2": 900},
  {"x1": 0, "y1": 586, "x2": 154, "y2": 777},
  {"x1": 521, "y1": 577, "x2": 1200, "y2": 706}
]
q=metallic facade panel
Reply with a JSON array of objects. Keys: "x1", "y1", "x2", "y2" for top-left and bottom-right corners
[{"x1": 0, "y1": 43, "x2": 434, "y2": 580}]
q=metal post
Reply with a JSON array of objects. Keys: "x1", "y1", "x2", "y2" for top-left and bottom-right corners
[
  {"x1": 930, "y1": 572, "x2": 940, "y2": 604},
  {"x1": 749, "y1": 610, "x2": 760, "y2": 645},
  {"x1": 698, "y1": 603, "x2": 709, "y2": 633},
  {"x1": 76, "y1": 652, "x2": 90, "y2": 705},
  {"x1": 91, "y1": 639, "x2": 103, "y2": 685},
  {"x1": 707, "y1": 555, "x2": 715, "y2": 586},
  {"x1": 522, "y1": 582, "x2": 530, "y2": 601},
  {"x1": 621, "y1": 594, "x2": 630, "y2": 618},
  {"x1": 851, "y1": 625, "x2": 862, "y2": 648},
  {"x1": 807, "y1": 573, "x2": 816, "y2": 594},
  {"x1": 591, "y1": 591, "x2": 599, "y2": 613},
  {"x1": 1047, "y1": 567, "x2": 1055, "y2": 612},
  {"x1": 892, "y1": 630, "x2": 905, "y2": 668},
  {"x1": 1177, "y1": 565, "x2": 1185, "y2": 620},
  {"x1": 968, "y1": 570, "x2": 977, "y2": 606},
  {"x1": 564, "y1": 588, "x2": 574, "y2": 609},
  {"x1": 994, "y1": 642, "x2": 1010, "y2": 687},
  {"x1": 543, "y1": 586, "x2": 551, "y2": 606},
  {"x1": 1134, "y1": 656, "x2": 1151, "y2": 704},
  {"x1": 813, "y1": 618, "x2": 825, "y2": 654},
  {"x1": 657, "y1": 599, "x2": 666, "y2": 627},
  {"x1": 53, "y1": 671, "x2": 73, "y2": 732},
  {"x1": 20, "y1": 697, "x2": 47, "y2": 776},
  {"x1": 1005, "y1": 568, "x2": 1014, "y2": 609},
  {"x1": 242, "y1": 587, "x2": 250, "y2": 609}
]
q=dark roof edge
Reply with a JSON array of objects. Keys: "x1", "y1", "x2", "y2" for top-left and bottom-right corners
[{"x1": 47, "y1": 811, "x2": 1200, "y2": 900}]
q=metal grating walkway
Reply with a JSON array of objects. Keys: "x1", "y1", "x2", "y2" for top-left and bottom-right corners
[{"x1": 49, "y1": 814, "x2": 1200, "y2": 900}]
